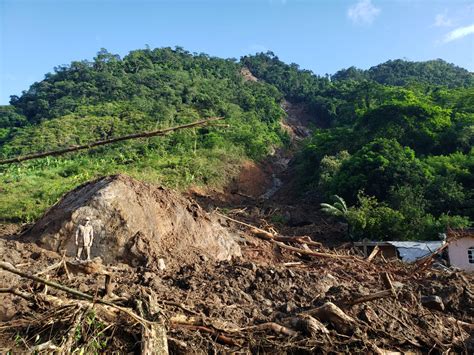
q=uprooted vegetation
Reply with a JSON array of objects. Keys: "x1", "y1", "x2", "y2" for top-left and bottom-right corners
[{"x1": 0, "y1": 177, "x2": 473, "y2": 353}]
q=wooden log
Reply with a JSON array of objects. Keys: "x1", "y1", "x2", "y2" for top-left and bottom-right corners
[
  {"x1": 366, "y1": 245, "x2": 379, "y2": 262},
  {"x1": 0, "y1": 117, "x2": 223, "y2": 165},
  {"x1": 137, "y1": 300, "x2": 169, "y2": 355},
  {"x1": 306, "y1": 302, "x2": 356, "y2": 334}
]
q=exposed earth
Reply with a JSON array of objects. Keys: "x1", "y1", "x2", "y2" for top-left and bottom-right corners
[{"x1": 0, "y1": 101, "x2": 472, "y2": 354}]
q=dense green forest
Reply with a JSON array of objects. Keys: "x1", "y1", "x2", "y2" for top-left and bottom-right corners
[
  {"x1": 332, "y1": 59, "x2": 474, "y2": 88},
  {"x1": 0, "y1": 47, "x2": 287, "y2": 221},
  {"x1": 1, "y1": 48, "x2": 472, "y2": 241},
  {"x1": 242, "y1": 52, "x2": 473, "y2": 240}
]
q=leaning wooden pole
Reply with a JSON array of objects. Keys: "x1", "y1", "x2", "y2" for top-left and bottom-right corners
[{"x1": 0, "y1": 117, "x2": 223, "y2": 165}]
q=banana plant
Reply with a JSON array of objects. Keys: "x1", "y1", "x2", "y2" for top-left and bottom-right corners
[
  {"x1": 321, "y1": 195, "x2": 354, "y2": 240},
  {"x1": 320, "y1": 195, "x2": 348, "y2": 217}
]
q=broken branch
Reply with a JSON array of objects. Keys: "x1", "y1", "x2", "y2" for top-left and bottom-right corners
[
  {"x1": 346, "y1": 289, "x2": 395, "y2": 306},
  {"x1": 0, "y1": 117, "x2": 223, "y2": 165},
  {"x1": 0, "y1": 261, "x2": 149, "y2": 325},
  {"x1": 216, "y1": 212, "x2": 357, "y2": 260}
]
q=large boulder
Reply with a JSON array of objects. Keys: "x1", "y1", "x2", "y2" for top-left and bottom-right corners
[{"x1": 22, "y1": 175, "x2": 241, "y2": 268}]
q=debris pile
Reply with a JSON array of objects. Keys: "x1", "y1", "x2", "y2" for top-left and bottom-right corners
[{"x1": 0, "y1": 180, "x2": 473, "y2": 353}]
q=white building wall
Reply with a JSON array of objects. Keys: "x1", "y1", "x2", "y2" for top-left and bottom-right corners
[{"x1": 448, "y1": 237, "x2": 474, "y2": 272}]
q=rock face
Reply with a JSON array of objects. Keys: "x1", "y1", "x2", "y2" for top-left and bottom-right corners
[{"x1": 23, "y1": 175, "x2": 241, "y2": 267}]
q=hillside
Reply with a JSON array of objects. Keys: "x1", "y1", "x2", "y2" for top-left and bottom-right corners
[
  {"x1": 332, "y1": 59, "x2": 474, "y2": 88},
  {"x1": 1, "y1": 48, "x2": 473, "y2": 240},
  {"x1": 0, "y1": 47, "x2": 473, "y2": 354},
  {"x1": 0, "y1": 48, "x2": 286, "y2": 221},
  {"x1": 242, "y1": 52, "x2": 473, "y2": 240}
]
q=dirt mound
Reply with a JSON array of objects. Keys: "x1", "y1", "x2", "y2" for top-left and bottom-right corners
[{"x1": 22, "y1": 174, "x2": 241, "y2": 268}]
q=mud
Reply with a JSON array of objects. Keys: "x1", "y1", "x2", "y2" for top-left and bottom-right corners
[
  {"x1": 22, "y1": 174, "x2": 241, "y2": 268},
  {"x1": 1, "y1": 226, "x2": 472, "y2": 353}
]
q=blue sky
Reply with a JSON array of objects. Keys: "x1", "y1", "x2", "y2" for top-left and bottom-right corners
[{"x1": 1, "y1": 0, "x2": 473, "y2": 104}]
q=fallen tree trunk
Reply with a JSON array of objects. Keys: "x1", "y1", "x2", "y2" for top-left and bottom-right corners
[
  {"x1": 216, "y1": 212, "x2": 357, "y2": 260},
  {"x1": 0, "y1": 117, "x2": 223, "y2": 165}
]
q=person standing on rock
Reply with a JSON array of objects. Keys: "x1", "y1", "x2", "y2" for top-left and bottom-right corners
[{"x1": 75, "y1": 217, "x2": 94, "y2": 261}]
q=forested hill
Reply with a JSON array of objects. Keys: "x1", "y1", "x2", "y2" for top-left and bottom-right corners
[
  {"x1": 0, "y1": 47, "x2": 286, "y2": 221},
  {"x1": 242, "y1": 52, "x2": 473, "y2": 240},
  {"x1": 332, "y1": 59, "x2": 474, "y2": 88},
  {"x1": 0, "y1": 48, "x2": 472, "y2": 242}
]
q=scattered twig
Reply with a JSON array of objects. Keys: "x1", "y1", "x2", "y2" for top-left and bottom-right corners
[{"x1": 0, "y1": 261, "x2": 149, "y2": 325}]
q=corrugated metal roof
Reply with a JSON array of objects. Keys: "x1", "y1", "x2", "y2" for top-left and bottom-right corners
[{"x1": 387, "y1": 241, "x2": 444, "y2": 262}]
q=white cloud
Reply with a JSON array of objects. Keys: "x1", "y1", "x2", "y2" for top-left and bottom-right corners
[
  {"x1": 434, "y1": 13, "x2": 453, "y2": 27},
  {"x1": 347, "y1": 0, "x2": 381, "y2": 25},
  {"x1": 443, "y1": 23, "x2": 474, "y2": 43}
]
